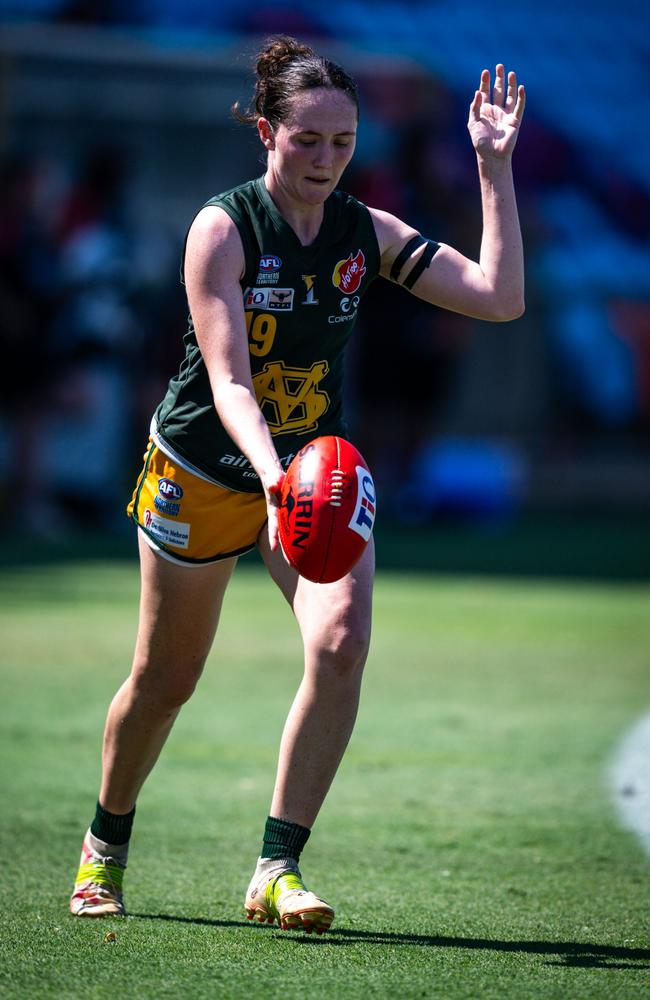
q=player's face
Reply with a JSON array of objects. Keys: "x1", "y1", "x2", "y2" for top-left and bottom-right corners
[{"x1": 261, "y1": 88, "x2": 358, "y2": 207}]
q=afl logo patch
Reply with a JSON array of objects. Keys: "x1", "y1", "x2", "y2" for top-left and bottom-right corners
[
  {"x1": 158, "y1": 478, "x2": 183, "y2": 501},
  {"x1": 258, "y1": 255, "x2": 282, "y2": 273}
]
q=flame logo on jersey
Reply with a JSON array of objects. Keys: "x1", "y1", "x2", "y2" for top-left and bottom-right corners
[
  {"x1": 332, "y1": 250, "x2": 366, "y2": 294},
  {"x1": 253, "y1": 360, "x2": 330, "y2": 435}
]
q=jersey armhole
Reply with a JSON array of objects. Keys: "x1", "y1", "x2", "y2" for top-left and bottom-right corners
[
  {"x1": 179, "y1": 199, "x2": 261, "y2": 287},
  {"x1": 358, "y1": 200, "x2": 382, "y2": 283}
]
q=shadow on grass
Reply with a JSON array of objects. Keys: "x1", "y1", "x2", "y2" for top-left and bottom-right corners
[{"x1": 131, "y1": 912, "x2": 650, "y2": 970}]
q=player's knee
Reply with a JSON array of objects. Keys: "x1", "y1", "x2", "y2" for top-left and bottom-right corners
[
  {"x1": 157, "y1": 673, "x2": 201, "y2": 711},
  {"x1": 311, "y1": 620, "x2": 370, "y2": 680},
  {"x1": 130, "y1": 656, "x2": 205, "y2": 712}
]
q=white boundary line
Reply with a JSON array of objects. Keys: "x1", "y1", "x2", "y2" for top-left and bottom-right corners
[{"x1": 610, "y1": 713, "x2": 650, "y2": 858}]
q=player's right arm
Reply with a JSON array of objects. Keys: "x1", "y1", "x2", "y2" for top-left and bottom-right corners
[{"x1": 184, "y1": 206, "x2": 284, "y2": 546}]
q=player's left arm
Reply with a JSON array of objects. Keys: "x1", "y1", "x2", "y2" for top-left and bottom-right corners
[{"x1": 370, "y1": 65, "x2": 526, "y2": 323}]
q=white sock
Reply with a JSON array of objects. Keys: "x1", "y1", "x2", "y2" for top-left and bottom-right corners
[
  {"x1": 87, "y1": 829, "x2": 129, "y2": 866},
  {"x1": 252, "y1": 855, "x2": 299, "y2": 887}
]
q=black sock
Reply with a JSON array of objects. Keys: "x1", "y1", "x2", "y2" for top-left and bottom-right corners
[
  {"x1": 261, "y1": 815, "x2": 311, "y2": 862},
  {"x1": 90, "y1": 801, "x2": 136, "y2": 846}
]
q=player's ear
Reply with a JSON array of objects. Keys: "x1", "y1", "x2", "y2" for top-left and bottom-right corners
[{"x1": 257, "y1": 118, "x2": 275, "y2": 151}]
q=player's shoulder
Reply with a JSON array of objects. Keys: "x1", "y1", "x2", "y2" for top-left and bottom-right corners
[
  {"x1": 365, "y1": 205, "x2": 418, "y2": 256},
  {"x1": 187, "y1": 204, "x2": 240, "y2": 254},
  {"x1": 330, "y1": 186, "x2": 373, "y2": 224},
  {"x1": 203, "y1": 176, "x2": 259, "y2": 211},
  {"x1": 181, "y1": 178, "x2": 260, "y2": 285},
  {"x1": 184, "y1": 198, "x2": 248, "y2": 281},
  {"x1": 329, "y1": 188, "x2": 382, "y2": 267},
  {"x1": 331, "y1": 192, "x2": 419, "y2": 260},
  {"x1": 195, "y1": 176, "x2": 265, "y2": 232}
]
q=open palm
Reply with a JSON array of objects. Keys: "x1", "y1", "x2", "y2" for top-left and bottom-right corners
[{"x1": 468, "y1": 65, "x2": 526, "y2": 160}]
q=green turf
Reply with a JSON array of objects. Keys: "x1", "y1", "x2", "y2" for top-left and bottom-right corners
[{"x1": 0, "y1": 560, "x2": 648, "y2": 999}]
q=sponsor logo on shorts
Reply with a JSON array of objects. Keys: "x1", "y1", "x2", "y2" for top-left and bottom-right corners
[
  {"x1": 244, "y1": 287, "x2": 294, "y2": 311},
  {"x1": 154, "y1": 496, "x2": 180, "y2": 516},
  {"x1": 332, "y1": 250, "x2": 366, "y2": 294},
  {"x1": 158, "y1": 478, "x2": 183, "y2": 501},
  {"x1": 143, "y1": 508, "x2": 190, "y2": 549},
  {"x1": 348, "y1": 465, "x2": 376, "y2": 542}
]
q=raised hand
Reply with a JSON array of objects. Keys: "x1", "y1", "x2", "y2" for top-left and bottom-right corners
[{"x1": 468, "y1": 64, "x2": 525, "y2": 160}]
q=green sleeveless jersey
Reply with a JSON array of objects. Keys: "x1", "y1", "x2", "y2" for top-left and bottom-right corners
[{"x1": 154, "y1": 176, "x2": 381, "y2": 492}]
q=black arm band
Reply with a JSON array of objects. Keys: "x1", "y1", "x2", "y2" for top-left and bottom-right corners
[
  {"x1": 402, "y1": 239, "x2": 440, "y2": 290},
  {"x1": 389, "y1": 235, "x2": 428, "y2": 283}
]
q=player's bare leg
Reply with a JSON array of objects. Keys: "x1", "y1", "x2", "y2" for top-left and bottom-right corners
[
  {"x1": 100, "y1": 532, "x2": 236, "y2": 813},
  {"x1": 71, "y1": 532, "x2": 236, "y2": 916},
  {"x1": 263, "y1": 537, "x2": 374, "y2": 826},
  {"x1": 245, "y1": 536, "x2": 374, "y2": 932}
]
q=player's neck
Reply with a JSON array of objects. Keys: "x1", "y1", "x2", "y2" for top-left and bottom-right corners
[{"x1": 263, "y1": 172, "x2": 325, "y2": 247}]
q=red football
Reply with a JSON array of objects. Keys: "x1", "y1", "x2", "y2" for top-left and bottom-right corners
[{"x1": 278, "y1": 436, "x2": 376, "y2": 584}]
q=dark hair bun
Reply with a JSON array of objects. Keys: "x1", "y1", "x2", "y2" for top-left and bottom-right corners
[
  {"x1": 256, "y1": 36, "x2": 315, "y2": 79},
  {"x1": 232, "y1": 34, "x2": 359, "y2": 128}
]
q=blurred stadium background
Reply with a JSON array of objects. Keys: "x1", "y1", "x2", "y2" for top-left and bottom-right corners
[{"x1": 1, "y1": 0, "x2": 649, "y2": 562}]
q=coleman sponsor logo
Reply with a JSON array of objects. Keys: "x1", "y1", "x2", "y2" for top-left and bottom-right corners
[{"x1": 328, "y1": 294, "x2": 360, "y2": 324}]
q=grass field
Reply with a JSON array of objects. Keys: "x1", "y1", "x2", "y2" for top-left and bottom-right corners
[{"x1": 1, "y1": 549, "x2": 649, "y2": 999}]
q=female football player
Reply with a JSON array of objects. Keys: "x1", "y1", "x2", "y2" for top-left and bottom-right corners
[{"x1": 70, "y1": 36, "x2": 525, "y2": 932}]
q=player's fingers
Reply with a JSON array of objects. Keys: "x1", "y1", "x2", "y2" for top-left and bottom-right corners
[
  {"x1": 513, "y1": 84, "x2": 526, "y2": 122},
  {"x1": 479, "y1": 68, "x2": 490, "y2": 100},
  {"x1": 505, "y1": 70, "x2": 517, "y2": 112},
  {"x1": 493, "y1": 63, "x2": 505, "y2": 107},
  {"x1": 469, "y1": 89, "x2": 483, "y2": 121},
  {"x1": 263, "y1": 471, "x2": 284, "y2": 552},
  {"x1": 267, "y1": 505, "x2": 280, "y2": 552},
  {"x1": 265, "y1": 472, "x2": 285, "y2": 505}
]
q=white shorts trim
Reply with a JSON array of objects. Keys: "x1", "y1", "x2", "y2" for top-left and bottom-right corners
[
  {"x1": 137, "y1": 526, "x2": 236, "y2": 568},
  {"x1": 150, "y1": 415, "x2": 247, "y2": 492}
]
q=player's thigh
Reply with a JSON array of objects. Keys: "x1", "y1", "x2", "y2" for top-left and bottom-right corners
[
  {"x1": 133, "y1": 530, "x2": 237, "y2": 677},
  {"x1": 260, "y1": 535, "x2": 375, "y2": 659}
]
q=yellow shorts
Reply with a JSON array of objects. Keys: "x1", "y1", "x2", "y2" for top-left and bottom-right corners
[{"x1": 127, "y1": 439, "x2": 267, "y2": 564}]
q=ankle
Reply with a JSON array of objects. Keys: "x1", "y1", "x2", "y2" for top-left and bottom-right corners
[
  {"x1": 261, "y1": 815, "x2": 310, "y2": 862},
  {"x1": 86, "y1": 829, "x2": 129, "y2": 865},
  {"x1": 90, "y1": 800, "x2": 135, "y2": 850}
]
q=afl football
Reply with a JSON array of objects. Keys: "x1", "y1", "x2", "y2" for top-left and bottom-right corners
[{"x1": 278, "y1": 436, "x2": 376, "y2": 584}]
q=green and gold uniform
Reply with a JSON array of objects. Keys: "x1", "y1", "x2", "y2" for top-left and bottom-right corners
[
  {"x1": 154, "y1": 176, "x2": 380, "y2": 492},
  {"x1": 129, "y1": 177, "x2": 380, "y2": 562}
]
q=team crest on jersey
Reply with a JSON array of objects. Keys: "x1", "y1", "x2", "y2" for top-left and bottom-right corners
[
  {"x1": 253, "y1": 360, "x2": 330, "y2": 435},
  {"x1": 332, "y1": 250, "x2": 366, "y2": 294}
]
